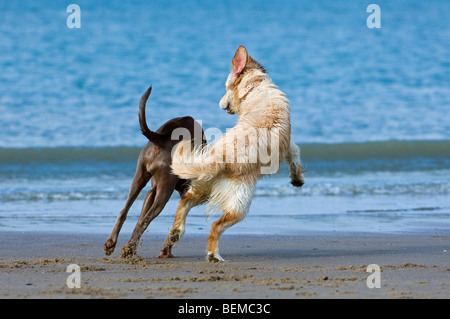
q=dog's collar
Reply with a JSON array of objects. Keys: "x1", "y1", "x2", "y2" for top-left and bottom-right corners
[{"x1": 238, "y1": 80, "x2": 262, "y2": 99}]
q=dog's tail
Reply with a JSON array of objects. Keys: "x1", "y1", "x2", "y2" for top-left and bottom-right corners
[
  {"x1": 171, "y1": 140, "x2": 223, "y2": 181},
  {"x1": 139, "y1": 86, "x2": 163, "y2": 147}
]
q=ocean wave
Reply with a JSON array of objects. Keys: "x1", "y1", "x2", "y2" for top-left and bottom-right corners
[
  {"x1": 0, "y1": 146, "x2": 141, "y2": 164},
  {"x1": 1, "y1": 181, "x2": 448, "y2": 203},
  {"x1": 0, "y1": 190, "x2": 130, "y2": 202},
  {"x1": 255, "y1": 182, "x2": 450, "y2": 197},
  {"x1": 346, "y1": 206, "x2": 448, "y2": 214},
  {"x1": 302, "y1": 140, "x2": 450, "y2": 161},
  {"x1": 0, "y1": 140, "x2": 449, "y2": 164}
]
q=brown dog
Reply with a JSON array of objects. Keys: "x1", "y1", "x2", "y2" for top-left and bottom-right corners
[{"x1": 104, "y1": 86, "x2": 206, "y2": 258}]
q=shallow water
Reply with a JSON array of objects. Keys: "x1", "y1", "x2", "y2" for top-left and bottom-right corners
[{"x1": 0, "y1": 0, "x2": 449, "y2": 235}]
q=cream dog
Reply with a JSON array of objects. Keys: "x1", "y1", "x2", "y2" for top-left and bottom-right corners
[{"x1": 159, "y1": 46, "x2": 304, "y2": 262}]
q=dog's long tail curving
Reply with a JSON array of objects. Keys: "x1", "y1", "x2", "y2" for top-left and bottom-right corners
[
  {"x1": 139, "y1": 86, "x2": 163, "y2": 147},
  {"x1": 171, "y1": 140, "x2": 223, "y2": 181}
]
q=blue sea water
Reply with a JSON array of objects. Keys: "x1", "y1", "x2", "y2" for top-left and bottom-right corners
[{"x1": 0, "y1": 0, "x2": 449, "y2": 236}]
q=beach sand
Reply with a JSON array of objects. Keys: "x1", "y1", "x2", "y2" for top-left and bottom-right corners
[{"x1": 0, "y1": 231, "x2": 448, "y2": 299}]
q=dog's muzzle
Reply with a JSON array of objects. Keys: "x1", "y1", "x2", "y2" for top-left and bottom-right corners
[
  {"x1": 220, "y1": 102, "x2": 233, "y2": 114},
  {"x1": 224, "y1": 105, "x2": 235, "y2": 114}
]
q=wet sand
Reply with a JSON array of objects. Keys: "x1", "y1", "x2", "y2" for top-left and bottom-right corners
[{"x1": 0, "y1": 231, "x2": 449, "y2": 299}]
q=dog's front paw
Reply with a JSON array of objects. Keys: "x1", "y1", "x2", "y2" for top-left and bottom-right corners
[{"x1": 290, "y1": 178, "x2": 304, "y2": 188}]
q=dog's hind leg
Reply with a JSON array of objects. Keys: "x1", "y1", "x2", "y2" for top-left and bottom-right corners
[
  {"x1": 286, "y1": 141, "x2": 305, "y2": 187},
  {"x1": 159, "y1": 198, "x2": 193, "y2": 258},
  {"x1": 206, "y1": 210, "x2": 245, "y2": 262},
  {"x1": 104, "y1": 164, "x2": 151, "y2": 256},
  {"x1": 205, "y1": 181, "x2": 254, "y2": 262},
  {"x1": 121, "y1": 176, "x2": 177, "y2": 258},
  {"x1": 159, "y1": 190, "x2": 206, "y2": 258}
]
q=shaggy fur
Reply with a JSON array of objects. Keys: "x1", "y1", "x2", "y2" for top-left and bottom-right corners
[{"x1": 159, "y1": 46, "x2": 304, "y2": 262}]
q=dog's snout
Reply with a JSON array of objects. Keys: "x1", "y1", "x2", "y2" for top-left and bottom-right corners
[
  {"x1": 220, "y1": 91, "x2": 234, "y2": 114},
  {"x1": 223, "y1": 103, "x2": 234, "y2": 114},
  {"x1": 220, "y1": 99, "x2": 231, "y2": 112},
  {"x1": 219, "y1": 93, "x2": 229, "y2": 109}
]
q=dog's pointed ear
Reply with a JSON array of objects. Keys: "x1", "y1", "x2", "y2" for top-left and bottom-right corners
[{"x1": 232, "y1": 46, "x2": 248, "y2": 77}]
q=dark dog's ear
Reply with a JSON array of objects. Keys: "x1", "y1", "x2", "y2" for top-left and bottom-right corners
[{"x1": 232, "y1": 45, "x2": 248, "y2": 77}]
